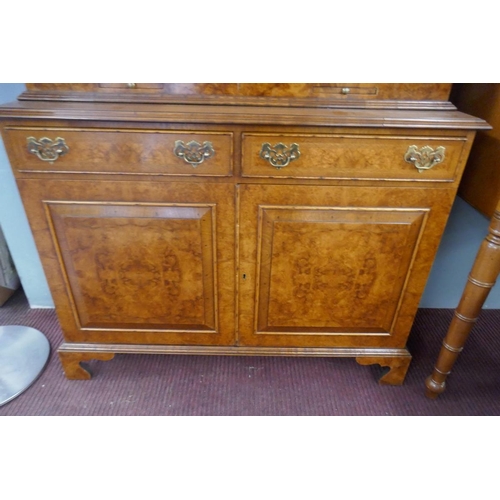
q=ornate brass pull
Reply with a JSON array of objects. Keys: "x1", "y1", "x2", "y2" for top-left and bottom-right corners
[
  {"x1": 260, "y1": 142, "x2": 300, "y2": 169},
  {"x1": 27, "y1": 137, "x2": 69, "y2": 162},
  {"x1": 404, "y1": 145, "x2": 445, "y2": 173},
  {"x1": 173, "y1": 140, "x2": 215, "y2": 167}
]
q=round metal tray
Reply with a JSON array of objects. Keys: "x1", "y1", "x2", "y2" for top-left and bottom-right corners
[{"x1": 0, "y1": 325, "x2": 50, "y2": 406}]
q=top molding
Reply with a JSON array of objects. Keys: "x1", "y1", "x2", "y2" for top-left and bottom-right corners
[
  {"x1": 0, "y1": 100, "x2": 490, "y2": 130},
  {"x1": 0, "y1": 83, "x2": 490, "y2": 130},
  {"x1": 22, "y1": 83, "x2": 454, "y2": 105}
]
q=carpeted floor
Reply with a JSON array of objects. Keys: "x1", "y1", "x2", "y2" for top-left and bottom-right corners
[{"x1": 0, "y1": 288, "x2": 499, "y2": 415}]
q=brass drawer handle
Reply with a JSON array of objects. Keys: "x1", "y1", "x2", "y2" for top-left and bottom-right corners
[
  {"x1": 260, "y1": 142, "x2": 301, "y2": 169},
  {"x1": 27, "y1": 136, "x2": 69, "y2": 163},
  {"x1": 173, "y1": 140, "x2": 215, "y2": 167},
  {"x1": 404, "y1": 145, "x2": 445, "y2": 173}
]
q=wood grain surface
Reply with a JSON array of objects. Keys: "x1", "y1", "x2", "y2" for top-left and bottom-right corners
[
  {"x1": 24, "y1": 83, "x2": 453, "y2": 102},
  {"x1": 237, "y1": 183, "x2": 456, "y2": 349},
  {"x1": 17, "y1": 178, "x2": 236, "y2": 346},
  {"x1": 452, "y1": 83, "x2": 500, "y2": 217},
  {"x1": 4, "y1": 127, "x2": 232, "y2": 176},
  {"x1": 242, "y1": 132, "x2": 467, "y2": 181}
]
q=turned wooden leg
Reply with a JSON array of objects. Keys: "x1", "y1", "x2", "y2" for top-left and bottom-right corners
[
  {"x1": 356, "y1": 353, "x2": 412, "y2": 385},
  {"x1": 425, "y1": 203, "x2": 500, "y2": 399},
  {"x1": 58, "y1": 351, "x2": 115, "y2": 380}
]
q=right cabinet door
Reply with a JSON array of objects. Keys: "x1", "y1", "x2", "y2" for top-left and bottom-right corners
[{"x1": 238, "y1": 183, "x2": 455, "y2": 349}]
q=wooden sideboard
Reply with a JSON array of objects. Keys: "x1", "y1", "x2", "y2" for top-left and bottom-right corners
[{"x1": 0, "y1": 84, "x2": 489, "y2": 383}]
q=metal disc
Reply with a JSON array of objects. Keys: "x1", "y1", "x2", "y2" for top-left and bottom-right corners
[{"x1": 0, "y1": 325, "x2": 50, "y2": 406}]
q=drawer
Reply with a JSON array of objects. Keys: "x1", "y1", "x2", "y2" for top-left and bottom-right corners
[
  {"x1": 241, "y1": 133, "x2": 467, "y2": 182},
  {"x1": 3, "y1": 127, "x2": 233, "y2": 177}
]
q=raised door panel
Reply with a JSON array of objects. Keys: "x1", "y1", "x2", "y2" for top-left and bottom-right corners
[
  {"x1": 238, "y1": 184, "x2": 455, "y2": 348},
  {"x1": 18, "y1": 179, "x2": 235, "y2": 346},
  {"x1": 47, "y1": 202, "x2": 217, "y2": 331}
]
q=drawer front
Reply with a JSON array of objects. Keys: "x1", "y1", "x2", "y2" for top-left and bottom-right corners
[
  {"x1": 241, "y1": 133, "x2": 467, "y2": 182},
  {"x1": 4, "y1": 127, "x2": 233, "y2": 176}
]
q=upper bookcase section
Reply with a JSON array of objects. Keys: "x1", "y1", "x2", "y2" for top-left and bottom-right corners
[{"x1": 20, "y1": 83, "x2": 454, "y2": 109}]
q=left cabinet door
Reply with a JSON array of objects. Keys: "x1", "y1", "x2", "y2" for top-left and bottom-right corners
[{"x1": 17, "y1": 178, "x2": 236, "y2": 346}]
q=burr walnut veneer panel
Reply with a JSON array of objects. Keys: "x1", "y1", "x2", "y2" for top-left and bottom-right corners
[
  {"x1": 23, "y1": 83, "x2": 453, "y2": 103},
  {"x1": 238, "y1": 184, "x2": 454, "y2": 348},
  {"x1": 47, "y1": 202, "x2": 217, "y2": 331},
  {"x1": 17, "y1": 179, "x2": 236, "y2": 346},
  {"x1": 4, "y1": 127, "x2": 233, "y2": 176},
  {"x1": 242, "y1": 133, "x2": 466, "y2": 181},
  {"x1": 0, "y1": 87, "x2": 489, "y2": 384}
]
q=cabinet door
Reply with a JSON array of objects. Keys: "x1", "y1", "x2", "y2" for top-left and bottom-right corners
[
  {"x1": 238, "y1": 184, "x2": 454, "y2": 348},
  {"x1": 18, "y1": 179, "x2": 235, "y2": 346}
]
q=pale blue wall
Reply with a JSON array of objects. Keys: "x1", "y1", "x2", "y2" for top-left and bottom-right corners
[
  {"x1": 0, "y1": 83, "x2": 498, "y2": 309},
  {"x1": 0, "y1": 83, "x2": 54, "y2": 308},
  {"x1": 420, "y1": 196, "x2": 500, "y2": 308}
]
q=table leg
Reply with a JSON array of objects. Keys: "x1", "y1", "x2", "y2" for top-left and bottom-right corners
[{"x1": 425, "y1": 202, "x2": 500, "y2": 399}]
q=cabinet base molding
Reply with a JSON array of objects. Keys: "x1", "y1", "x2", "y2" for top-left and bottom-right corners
[{"x1": 57, "y1": 343, "x2": 411, "y2": 384}]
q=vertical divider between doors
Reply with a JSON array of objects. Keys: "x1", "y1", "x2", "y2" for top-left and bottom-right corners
[{"x1": 235, "y1": 183, "x2": 241, "y2": 346}]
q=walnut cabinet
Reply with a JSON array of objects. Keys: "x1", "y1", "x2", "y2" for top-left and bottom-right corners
[{"x1": 0, "y1": 84, "x2": 489, "y2": 383}]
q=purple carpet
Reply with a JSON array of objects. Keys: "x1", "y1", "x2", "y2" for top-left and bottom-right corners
[{"x1": 1, "y1": 288, "x2": 499, "y2": 415}]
